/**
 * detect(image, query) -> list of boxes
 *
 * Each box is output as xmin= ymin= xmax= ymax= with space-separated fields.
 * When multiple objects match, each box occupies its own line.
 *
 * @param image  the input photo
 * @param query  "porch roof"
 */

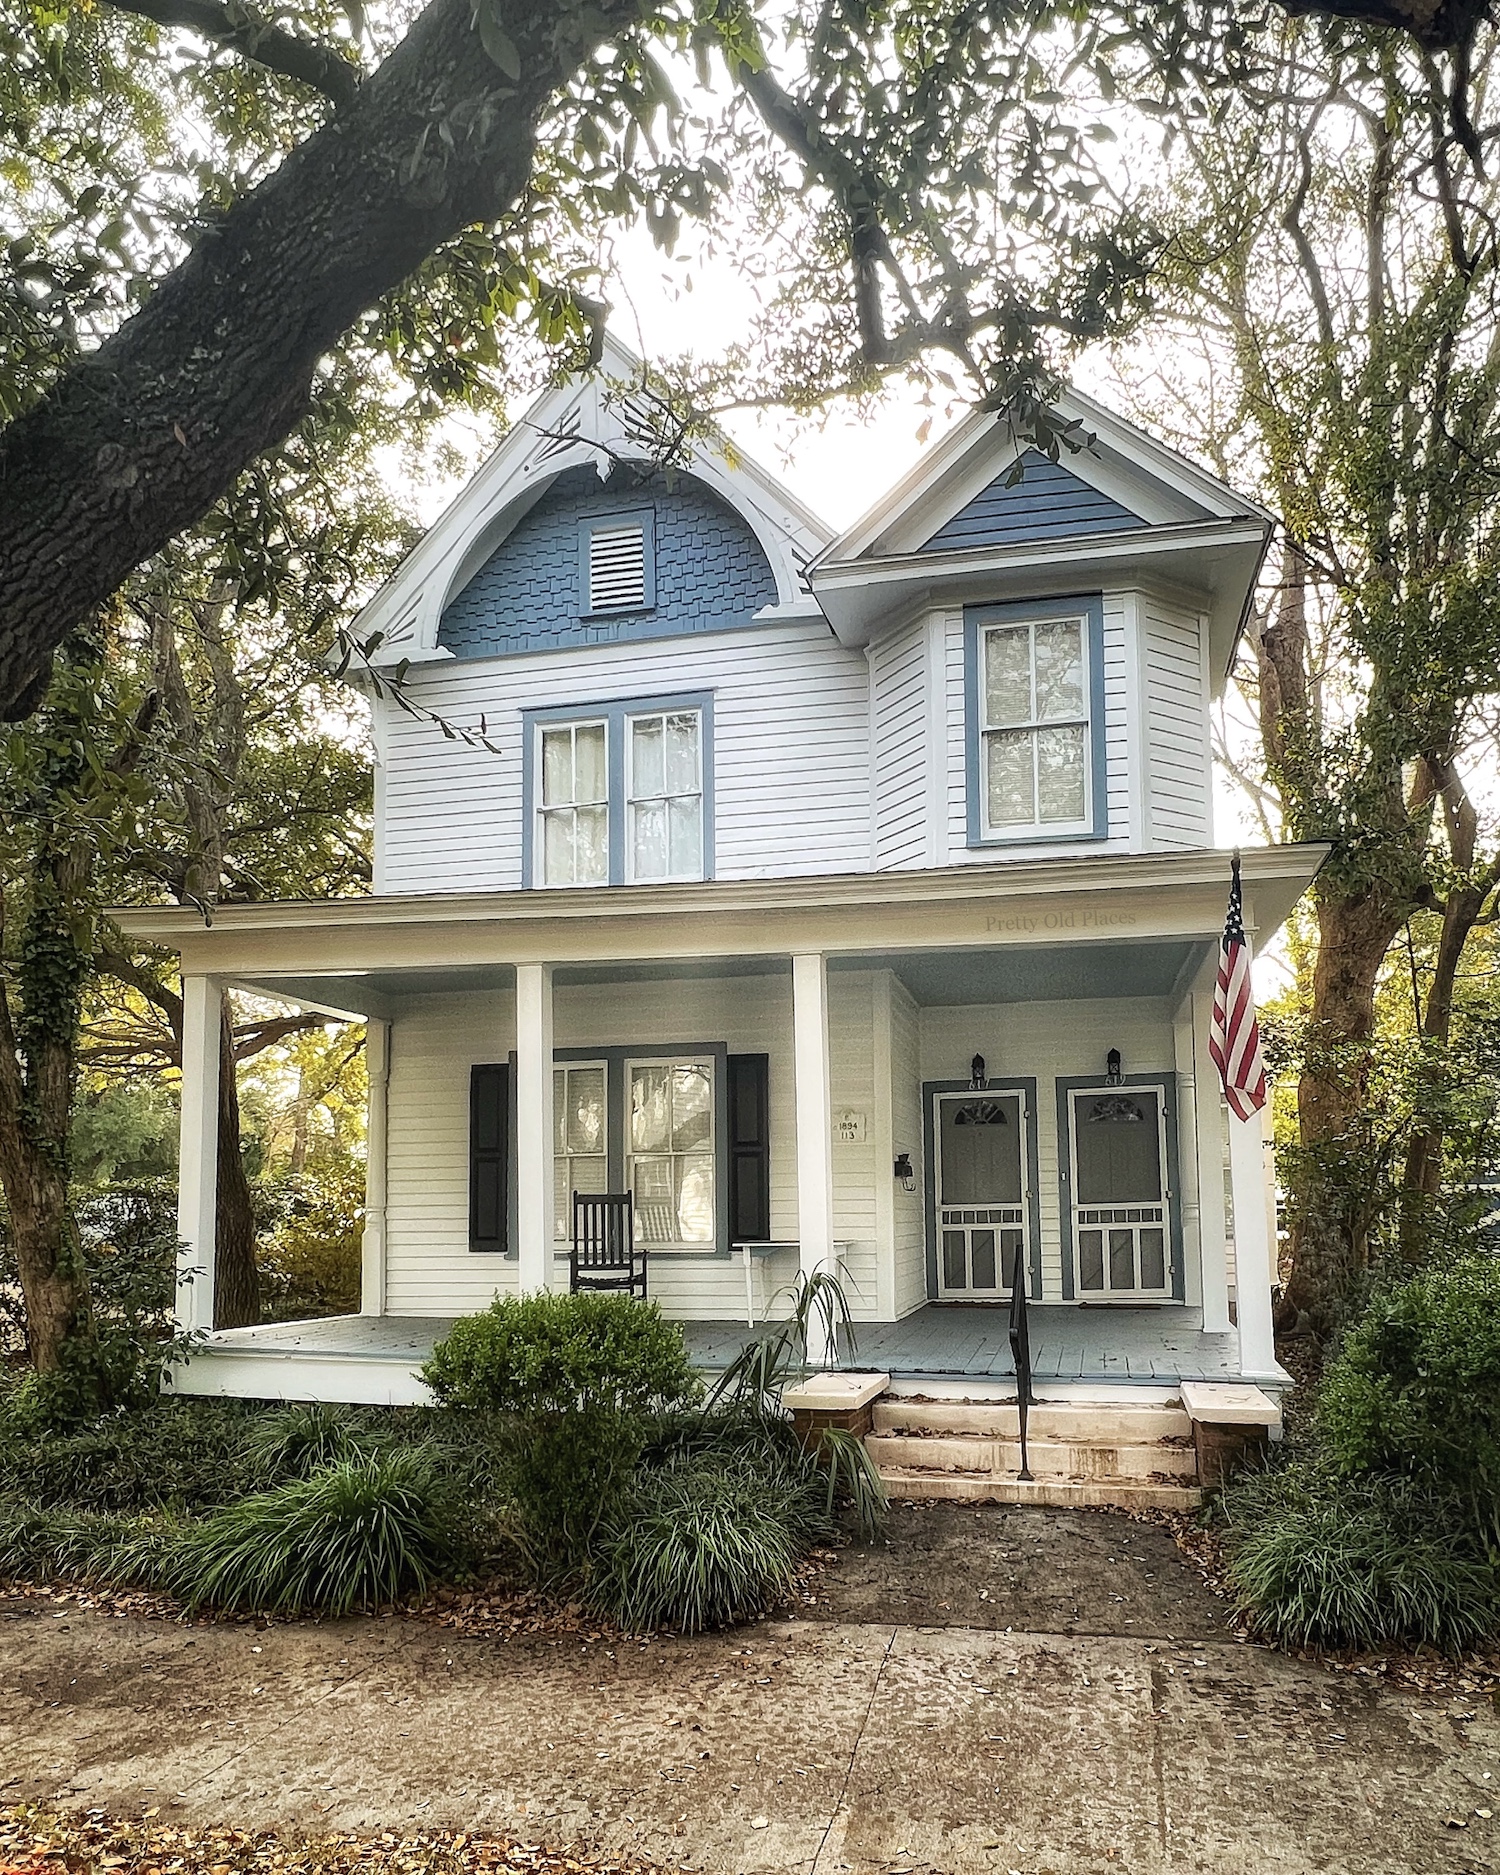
xmin=114 ymin=845 xmax=1324 ymax=1020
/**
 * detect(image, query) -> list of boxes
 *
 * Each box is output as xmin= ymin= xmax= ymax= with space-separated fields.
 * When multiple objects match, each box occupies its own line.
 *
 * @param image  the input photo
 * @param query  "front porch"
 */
xmin=165 ymin=1301 xmax=1249 ymax=1406
xmin=121 ymin=846 xmax=1322 ymax=1416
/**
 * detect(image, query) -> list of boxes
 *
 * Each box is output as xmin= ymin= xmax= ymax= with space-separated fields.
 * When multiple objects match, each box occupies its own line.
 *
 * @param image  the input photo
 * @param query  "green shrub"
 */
xmin=1317 ymin=1255 xmax=1500 ymax=1540
xmin=1222 ymin=1458 xmax=1500 ymax=1653
xmin=589 ymin=1453 xmax=818 ymax=1633
xmin=255 ymin=1166 xmax=364 ymax=1321
xmin=242 ymin=1402 xmax=385 ymax=1481
xmin=163 ymin=1449 xmax=463 ymax=1615
xmin=422 ymin=1293 xmax=701 ymax=1417
xmin=497 ymin=1407 xmax=646 ymax=1582
xmin=0 ymin=1397 xmax=257 ymax=1513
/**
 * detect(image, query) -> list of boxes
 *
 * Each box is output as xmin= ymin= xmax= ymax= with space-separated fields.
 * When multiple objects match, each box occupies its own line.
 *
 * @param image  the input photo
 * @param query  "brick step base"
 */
xmin=866 ymin=1431 xmax=1197 ymax=1484
xmin=872 ymin=1467 xmax=1203 ymax=1510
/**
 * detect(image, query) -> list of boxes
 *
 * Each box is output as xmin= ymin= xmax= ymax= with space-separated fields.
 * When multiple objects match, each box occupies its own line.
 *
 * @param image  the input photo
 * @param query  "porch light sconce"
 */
xmin=1090 ymin=1047 xmax=1146 ymax=1123
xmin=955 ymin=1053 xmax=1008 ymax=1127
xmin=893 ymin=1151 xmax=916 ymax=1192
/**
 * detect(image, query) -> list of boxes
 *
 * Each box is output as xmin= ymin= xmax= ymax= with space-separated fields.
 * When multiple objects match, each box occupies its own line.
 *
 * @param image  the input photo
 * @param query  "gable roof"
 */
xmin=809 ymin=389 xmax=1272 ymax=690
xmin=348 ymin=333 xmax=831 ymax=667
xmin=918 ymin=448 xmax=1148 ymax=553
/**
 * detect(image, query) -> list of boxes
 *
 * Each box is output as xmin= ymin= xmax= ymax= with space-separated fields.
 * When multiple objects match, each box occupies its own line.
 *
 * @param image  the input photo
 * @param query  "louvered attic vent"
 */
xmin=588 ymin=524 xmax=648 ymax=611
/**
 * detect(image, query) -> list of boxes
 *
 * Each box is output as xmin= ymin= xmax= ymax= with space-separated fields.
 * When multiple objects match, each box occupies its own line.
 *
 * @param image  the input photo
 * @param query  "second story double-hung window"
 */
xmin=539 ymin=719 xmax=609 ymax=886
xmin=526 ymin=694 xmax=714 ymax=889
xmin=966 ymin=596 xmax=1105 ymax=845
xmin=628 ymin=711 xmax=702 ymax=882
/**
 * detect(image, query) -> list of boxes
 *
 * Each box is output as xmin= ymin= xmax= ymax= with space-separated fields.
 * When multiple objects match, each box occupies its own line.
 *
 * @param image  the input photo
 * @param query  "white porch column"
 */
xmin=176 ymin=974 xmax=221 ymax=1333
xmin=1191 ymin=988 xmax=1233 ymax=1334
xmin=515 ymin=962 xmax=555 ymax=1294
xmin=1229 ymin=1106 xmax=1278 ymax=1378
xmin=792 ymin=951 xmax=836 ymax=1367
xmin=361 ymin=1018 xmax=391 ymax=1316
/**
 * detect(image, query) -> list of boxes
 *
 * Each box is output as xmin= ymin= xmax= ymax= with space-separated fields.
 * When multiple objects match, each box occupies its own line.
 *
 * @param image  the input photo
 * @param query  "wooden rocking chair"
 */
xmin=570 ymin=1191 xmax=648 ymax=1300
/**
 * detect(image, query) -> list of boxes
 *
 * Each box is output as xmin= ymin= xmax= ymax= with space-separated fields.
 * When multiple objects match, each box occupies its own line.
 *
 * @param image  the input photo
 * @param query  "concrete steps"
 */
xmin=866 ymin=1394 xmax=1203 ymax=1510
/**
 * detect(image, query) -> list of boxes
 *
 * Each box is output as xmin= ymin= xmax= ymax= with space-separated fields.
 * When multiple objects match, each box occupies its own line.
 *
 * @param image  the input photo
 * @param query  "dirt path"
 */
xmin=1 ymin=1506 xmax=1495 ymax=1874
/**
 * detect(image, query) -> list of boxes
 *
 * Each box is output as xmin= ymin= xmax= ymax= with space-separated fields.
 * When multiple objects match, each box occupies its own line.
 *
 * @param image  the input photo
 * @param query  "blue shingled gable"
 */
xmin=439 ymin=465 xmax=780 ymax=659
xmin=918 ymin=449 xmax=1146 ymax=554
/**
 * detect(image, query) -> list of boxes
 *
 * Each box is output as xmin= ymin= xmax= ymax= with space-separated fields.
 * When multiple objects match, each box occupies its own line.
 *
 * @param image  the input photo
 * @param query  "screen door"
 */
xmin=1067 ymin=1082 xmax=1171 ymax=1297
xmin=933 ymin=1089 xmax=1029 ymax=1297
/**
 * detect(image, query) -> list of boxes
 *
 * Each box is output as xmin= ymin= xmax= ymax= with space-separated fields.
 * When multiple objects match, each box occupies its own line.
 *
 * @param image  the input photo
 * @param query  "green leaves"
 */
xmin=471 ymin=0 xmax=522 ymax=80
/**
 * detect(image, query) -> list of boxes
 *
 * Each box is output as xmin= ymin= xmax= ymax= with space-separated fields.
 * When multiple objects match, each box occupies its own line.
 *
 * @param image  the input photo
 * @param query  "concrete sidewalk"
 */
xmin=0 ymin=1510 xmax=1495 ymax=1874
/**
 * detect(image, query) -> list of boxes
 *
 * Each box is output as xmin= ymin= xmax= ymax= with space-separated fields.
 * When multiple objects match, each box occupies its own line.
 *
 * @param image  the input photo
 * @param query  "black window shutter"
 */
xmin=469 ymin=1064 xmax=510 ymax=1253
xmin=726 ymin=1053 xmax=771 ymax=1243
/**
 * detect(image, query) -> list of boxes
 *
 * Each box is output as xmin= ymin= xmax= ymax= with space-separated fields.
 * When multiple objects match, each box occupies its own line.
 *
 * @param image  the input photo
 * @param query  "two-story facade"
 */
xmin=121 ymin=338 xmax=1323 ymax=1414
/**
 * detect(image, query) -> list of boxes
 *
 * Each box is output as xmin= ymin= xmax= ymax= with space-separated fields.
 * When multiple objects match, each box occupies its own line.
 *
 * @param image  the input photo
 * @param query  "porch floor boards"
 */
xmin=207 ymin=1304 xmax=1243 ymax=1386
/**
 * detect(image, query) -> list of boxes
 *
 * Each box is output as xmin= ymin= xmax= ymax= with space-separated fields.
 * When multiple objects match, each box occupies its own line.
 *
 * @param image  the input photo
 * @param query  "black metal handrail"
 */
xmin=1007 ymin=1258 xmax=1034 ymax=1482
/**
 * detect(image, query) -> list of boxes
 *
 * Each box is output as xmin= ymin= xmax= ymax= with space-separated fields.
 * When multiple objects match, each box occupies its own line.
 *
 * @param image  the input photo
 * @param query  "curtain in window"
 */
xmin=628 ymin=1060 xmax=714 ymax=1244
xmin=540 ymin=722 xmax=609 ymax=885
xmin=629 ymin=711 xmax=702 ymax=880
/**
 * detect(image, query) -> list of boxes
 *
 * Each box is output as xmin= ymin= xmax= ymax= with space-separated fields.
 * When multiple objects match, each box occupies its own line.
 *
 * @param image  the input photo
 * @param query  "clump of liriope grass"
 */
xmin=0 ymin=1497 xmax=168 ymax=1585
xmin=241 ymin=1401 xmax=388 ymax=1482
xmin=588 ymin=1451 xmax=818 ymax=1634
xmin=1220 ymin=1458 xmax=1500 ymax=1654
xmin=585 ymin=1399 xmax=885 ymax=1634
xmin=160 ymin=1448 xmax=466 ymax=1616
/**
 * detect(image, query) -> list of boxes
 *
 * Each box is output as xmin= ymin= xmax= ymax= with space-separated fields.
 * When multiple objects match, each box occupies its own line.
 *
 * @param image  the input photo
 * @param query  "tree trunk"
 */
xmin=0 ymin=0 xmax=642 ymax=717
xmin=1280 ymin=884 xmax=1407 ymax=1333
xmin=1 ymin=1152 xmax=94 ymax=1372
xmin=214 ymin=1004 xmax=260 ymax=1329
xmin=1398 ymin=878 xmax=1489 ymax=1252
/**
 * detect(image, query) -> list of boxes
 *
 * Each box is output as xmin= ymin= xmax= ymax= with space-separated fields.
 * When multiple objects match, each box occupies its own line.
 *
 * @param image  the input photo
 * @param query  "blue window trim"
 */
xmin=554 ymin=1042 xmax=732 ymax=1258
xmin=577 ymin=506 xmax=656 ymax=617
xmin=521 ymin=691 xmax=716 ymax=889
xmin=921 ymin=1077 xmax=1042 ymax=1301
xmin=963 ymin=594 xmax=1108 ymax=848
xmin=1054 ymin=1072 xmax=1185 ymax=1301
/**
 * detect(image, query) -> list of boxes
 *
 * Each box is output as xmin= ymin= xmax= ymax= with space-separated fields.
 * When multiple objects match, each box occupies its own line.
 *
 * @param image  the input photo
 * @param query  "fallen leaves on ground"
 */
xmin=1121 ymin=1505 xmax=1500 ymax=1701
xmin=0 ymin=1807 xmax=689 ymax=1875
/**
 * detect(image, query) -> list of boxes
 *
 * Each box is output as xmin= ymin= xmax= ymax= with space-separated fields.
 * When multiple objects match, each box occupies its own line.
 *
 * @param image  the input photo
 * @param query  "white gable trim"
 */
xmin=349 ymin=335 xmax=832 ymax=666
xmin=818 ymin=389 xmax=1274 ymax=569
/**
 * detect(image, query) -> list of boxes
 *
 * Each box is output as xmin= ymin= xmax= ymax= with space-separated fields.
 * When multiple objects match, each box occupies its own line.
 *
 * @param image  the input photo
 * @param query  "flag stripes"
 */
xmin=1210 ymin=855 xmax=1268 ymax=1121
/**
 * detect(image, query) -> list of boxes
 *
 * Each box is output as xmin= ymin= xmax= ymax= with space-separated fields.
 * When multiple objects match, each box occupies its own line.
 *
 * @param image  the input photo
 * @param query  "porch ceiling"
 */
xmin=833 ymin=939 xmax=1201 ymax=1006
xmin=113 ymin=843 xmax=1326 ymax=1010
xmin=224 ymin=941 xmax=1196 ymax=1019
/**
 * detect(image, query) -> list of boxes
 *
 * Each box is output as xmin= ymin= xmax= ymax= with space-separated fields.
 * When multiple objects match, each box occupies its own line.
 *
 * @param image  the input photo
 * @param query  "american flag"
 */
xmin=1210 ymin=854 xmax=1268 ymax=1121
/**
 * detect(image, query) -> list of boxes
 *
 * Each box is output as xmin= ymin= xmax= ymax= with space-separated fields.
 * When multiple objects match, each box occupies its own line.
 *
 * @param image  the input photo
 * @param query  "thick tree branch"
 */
xmin=1275 ymin=0 xmax=1494 ymax=52
xmin=99 ymin=0 xmax=361 ymax=108
xmin=0 ymin=0 xmax=644 ymax=719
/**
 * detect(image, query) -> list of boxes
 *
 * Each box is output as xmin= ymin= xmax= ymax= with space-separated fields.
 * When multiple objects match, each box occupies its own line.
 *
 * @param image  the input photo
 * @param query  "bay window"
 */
xmin=965 ymin=596 xmax=1105 ymax=845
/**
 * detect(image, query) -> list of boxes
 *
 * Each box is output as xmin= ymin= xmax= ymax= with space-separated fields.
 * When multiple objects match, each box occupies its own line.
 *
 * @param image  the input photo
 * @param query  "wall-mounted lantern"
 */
xmin=893 ymin=1151 xmax=916 ymax=1192
xmin=1089 ymin=1047 xmax=1145 ymax=1123
xmin=955 ymin=1052 xmax=1008 ymax=1126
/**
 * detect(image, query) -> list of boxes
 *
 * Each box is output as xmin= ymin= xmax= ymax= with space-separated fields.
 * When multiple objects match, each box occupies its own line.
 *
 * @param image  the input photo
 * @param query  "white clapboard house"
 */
xmin=121 ymin=339 xmax=1322 ymax=1499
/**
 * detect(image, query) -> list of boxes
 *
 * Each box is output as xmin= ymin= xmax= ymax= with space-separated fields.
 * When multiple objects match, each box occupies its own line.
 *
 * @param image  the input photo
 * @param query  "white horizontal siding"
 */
xmin=377 ymin=623 xmax=872 ymax=894
xmin=381 ymin=971 xmax=887 ymax=1323
xmin=868 ymin=619 xmax=927 ymax=870
xmin=1143 ymin=595 xmax=1212 ymax=848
